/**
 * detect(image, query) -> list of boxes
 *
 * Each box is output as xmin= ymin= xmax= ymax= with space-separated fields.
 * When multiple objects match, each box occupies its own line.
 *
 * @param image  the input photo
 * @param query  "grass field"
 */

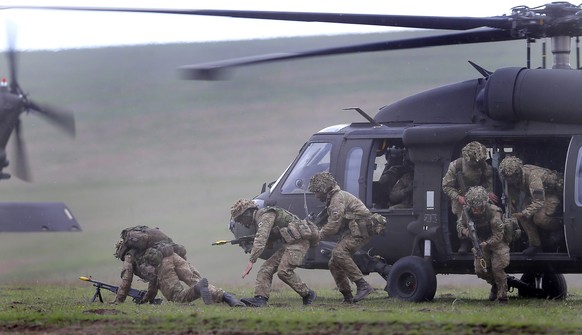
xmin=2 ymin=284 xmax=582 ymax=334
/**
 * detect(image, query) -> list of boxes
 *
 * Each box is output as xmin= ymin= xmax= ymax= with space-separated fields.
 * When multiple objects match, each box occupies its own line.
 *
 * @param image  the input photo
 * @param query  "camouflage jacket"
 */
xmin=507 ymin=164 xmax=552 ymax=218
xmin=115 ymin=249 xmax=157 ymax=303
xmin=442 ymin=158 xmax=493 ymax=201
xmin=320 ymin=185 xmax=371 ymax=237
xmin=248 ymin=207 xmax=299 ymax=263
xmin=460 ymin=203 xmax=506 ymax=247
xmin=389 ymin=172 xmax=413 ymax=207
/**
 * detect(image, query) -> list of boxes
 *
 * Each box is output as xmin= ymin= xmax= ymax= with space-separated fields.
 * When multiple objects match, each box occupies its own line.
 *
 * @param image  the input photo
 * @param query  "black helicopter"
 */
xmin=0 ymin=24 xmax=79 ymax=232
xmin=15 ymin=2 xmax=582 ymax=300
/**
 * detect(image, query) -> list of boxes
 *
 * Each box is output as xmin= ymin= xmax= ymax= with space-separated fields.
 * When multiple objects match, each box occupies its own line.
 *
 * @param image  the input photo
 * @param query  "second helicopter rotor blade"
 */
xmin=12 ymin=119 xmax=31 ymax=182
xmin=26 ymin=101 xmax=76 ymax=137
xmin=180 ymin=29 xmax=521 ymax=80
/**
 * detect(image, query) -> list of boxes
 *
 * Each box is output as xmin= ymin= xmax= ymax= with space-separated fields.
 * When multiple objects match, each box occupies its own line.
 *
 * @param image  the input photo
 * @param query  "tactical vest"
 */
xmin=455 ymin=158 xmax=488 ymax=194
xmin=258 ymin=207 xmax=300 ymax=230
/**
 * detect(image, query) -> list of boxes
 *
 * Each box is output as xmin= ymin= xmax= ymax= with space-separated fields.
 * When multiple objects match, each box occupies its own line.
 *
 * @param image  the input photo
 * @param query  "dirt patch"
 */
xmin=83 ymin=308 xmax=125 ymax=315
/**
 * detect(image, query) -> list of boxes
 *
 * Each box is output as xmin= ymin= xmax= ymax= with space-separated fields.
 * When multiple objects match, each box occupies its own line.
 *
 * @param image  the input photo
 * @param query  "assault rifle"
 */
xmin=463 ymin=207 xmax=488 ymax=272
xmin=212 ymin=235 xmax=255 ymax=246
xmin=79 ymin=276 xmax=162 ymax=304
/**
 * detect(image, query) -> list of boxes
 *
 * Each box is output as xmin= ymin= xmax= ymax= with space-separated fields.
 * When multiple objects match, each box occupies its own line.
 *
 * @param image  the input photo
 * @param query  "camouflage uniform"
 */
xmin=442 ymin=142 xmax=494 ymax=252
xmin=389 ymin=170 xmax=413 ymax=209
xmin=141 ymin=252 xmax=215 ymax=304
xmin=309 ymin=172 xmax=374 ymax=303
xmin=498 ymin=156 xmax=563 ymax=255
xmin=230 ymin=199 xmax=317 ymax=307
xmin=458 ymin=186 xmax=510 ymax=303
xmin=114 ymin=226 xmax=243 ymax=306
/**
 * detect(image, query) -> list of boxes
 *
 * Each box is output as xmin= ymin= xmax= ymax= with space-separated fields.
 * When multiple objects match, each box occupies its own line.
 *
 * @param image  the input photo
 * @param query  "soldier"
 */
xmin=230 ymin=199 xmax=318 ymax=307
xmin=458 ymin=186 xmax=510 ymax=304
xmin=113 ymin=226 xmax=244 ymax=307
xmin=442 ymin=141 xmax=498 ymax=254
xmin=388 ymin=154 xmax=414 ymax=209
xmin=308 ymin=172 xmax=374 ymax=304
xmin=498 ymin=156 xmax=563 ymax=255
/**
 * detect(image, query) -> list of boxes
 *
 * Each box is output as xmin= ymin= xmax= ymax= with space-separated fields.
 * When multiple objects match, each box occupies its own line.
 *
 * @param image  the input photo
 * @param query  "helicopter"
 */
xmin=0 ymin=24 xmax=79 ymax=232
xmin=14 ymin=2 xmax=582 ymax=300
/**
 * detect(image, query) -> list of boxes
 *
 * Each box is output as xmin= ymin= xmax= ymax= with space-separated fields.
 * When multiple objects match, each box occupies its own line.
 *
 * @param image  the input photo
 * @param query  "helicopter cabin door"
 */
xmin=563 ymin=135 xmax=582 ymax=257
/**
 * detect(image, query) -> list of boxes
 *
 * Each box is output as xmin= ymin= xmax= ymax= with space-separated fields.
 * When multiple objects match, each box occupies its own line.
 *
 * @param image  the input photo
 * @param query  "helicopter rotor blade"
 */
xmin=3 ymin=6 xmax=514 ymax=31
xmin=5 ymin=20 xmax=21 ymax=94
xmin=180 ymin=29 xmax=521 ymax=80
xmin=25 ymin=101 xmax=76 ymax=138
xmin=12 ymin=119 xmax=31 ymax=182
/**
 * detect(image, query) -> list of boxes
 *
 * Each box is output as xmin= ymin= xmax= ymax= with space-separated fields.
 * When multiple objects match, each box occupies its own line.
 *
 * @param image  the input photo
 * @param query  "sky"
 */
xmin=0 ymin=0 xmax=558 ymax=51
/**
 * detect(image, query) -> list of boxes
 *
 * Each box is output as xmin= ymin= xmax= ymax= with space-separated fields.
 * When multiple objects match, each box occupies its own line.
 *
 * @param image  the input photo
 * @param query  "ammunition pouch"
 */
xmin=348 ymin=219 xmax=369 ymax=238
xmin=280 ymin=220 xmax=318 ymax=244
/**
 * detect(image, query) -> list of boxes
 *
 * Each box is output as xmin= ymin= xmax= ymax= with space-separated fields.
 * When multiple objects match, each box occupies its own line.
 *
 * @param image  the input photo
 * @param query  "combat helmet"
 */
xmin=465 ymin=186 xmax=489 ymax=208
xmin=308 ymin=172 xmax=337 ymax=193
xmin=461 ymin=141 xmax=487 ymax=164
xmin=499 ymin=156 xmax=523 ymax=179
xmin=230 ymin=199 xmax=258 ymax=221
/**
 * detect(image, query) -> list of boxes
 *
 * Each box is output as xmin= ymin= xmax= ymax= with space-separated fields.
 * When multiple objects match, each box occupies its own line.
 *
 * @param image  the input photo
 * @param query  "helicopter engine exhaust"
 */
xmin=481 ymin=67 xmax=582 ymax=125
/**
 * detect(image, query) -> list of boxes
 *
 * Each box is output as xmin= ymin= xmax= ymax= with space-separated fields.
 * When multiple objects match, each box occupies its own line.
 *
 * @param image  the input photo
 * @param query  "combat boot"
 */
xmin=240 ymin=295 xmax=268 ymax=307
xmin=222 ymin=292 xmax=245 ymax=307
xmin=302 ymin=289 xmax=317 ymax=305
xmin=341 ymin=291 xmax=354 ymax=304
xmin=353 ymin=279 xmax=374 ymax=302
xmin=489 ymin=284 xmax=497 ymax=301
xmin=194 ymin=278 xmax=213 ymax=305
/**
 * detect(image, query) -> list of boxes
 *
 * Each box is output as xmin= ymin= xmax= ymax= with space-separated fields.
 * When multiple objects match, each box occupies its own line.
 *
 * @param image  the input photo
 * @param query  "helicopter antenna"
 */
xmin=527 ymin=38 xmax=533 ymax=69
xmin=344 ymin=107 xmax=381 ymax=127
xmin=467 ymin=61 xmax=492 ymax=78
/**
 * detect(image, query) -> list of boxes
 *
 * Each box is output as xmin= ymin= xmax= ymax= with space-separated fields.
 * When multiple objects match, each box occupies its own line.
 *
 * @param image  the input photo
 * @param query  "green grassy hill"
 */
xmin=0 ymin=30 xmax=542 ymax=287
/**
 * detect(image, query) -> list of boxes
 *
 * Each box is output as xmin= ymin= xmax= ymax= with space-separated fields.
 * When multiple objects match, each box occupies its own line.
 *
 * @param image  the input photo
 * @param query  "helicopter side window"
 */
xmin=345 ymin=147 xmax=363 ymax=196
xmin=280 ymin=142 xmax=331 ymax=194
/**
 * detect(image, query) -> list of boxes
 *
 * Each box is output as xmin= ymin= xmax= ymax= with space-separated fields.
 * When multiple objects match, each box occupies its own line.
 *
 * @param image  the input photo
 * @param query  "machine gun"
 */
xmin=79 ymin=276 xmax=162 ymax=304
xmin=212 ymin=235 xmax=255 ymax=246
xmin=462 ymin=207 xmax=488 ymax=272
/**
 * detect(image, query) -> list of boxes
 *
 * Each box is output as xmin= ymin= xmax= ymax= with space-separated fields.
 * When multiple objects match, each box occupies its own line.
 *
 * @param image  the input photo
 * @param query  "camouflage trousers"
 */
xmin=158 ymin=253 xmax=225 ymax=303
xmin=255 ymin=239 xmax=310 ymax=298
xmin=329 ymin=232 xmax=370 ymax=293
xmin=474 ymin=243 xmax=510 ymax=300
xmin=521 ymin=194 xmax=563 ymax=247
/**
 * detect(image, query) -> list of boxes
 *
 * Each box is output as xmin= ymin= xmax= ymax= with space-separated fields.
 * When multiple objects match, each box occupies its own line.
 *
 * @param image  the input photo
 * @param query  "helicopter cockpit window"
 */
xmin=281 ymin=142 xmax=331 ymax=194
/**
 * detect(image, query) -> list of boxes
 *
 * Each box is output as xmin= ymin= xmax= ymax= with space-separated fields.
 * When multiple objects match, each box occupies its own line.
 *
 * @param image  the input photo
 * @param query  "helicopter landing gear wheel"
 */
xmin=387 ymin=256 xmax=437 ymax=302
xmin=518 ymin=272 xmax=567 ymax=300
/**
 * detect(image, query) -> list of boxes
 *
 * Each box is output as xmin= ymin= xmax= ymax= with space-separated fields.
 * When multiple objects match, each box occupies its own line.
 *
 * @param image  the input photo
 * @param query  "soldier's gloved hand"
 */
xmin=512 ymin=213 xmax=525 ymax=222
xmin=460 ymin=228 xmax=469 ymax=237
xmin=488 ymin=192 xmax=499 ymax=204
xmin=479 ymin=241 xmax=488 ymax=250
xmin=457 ymin=196 xmax=466 ymax=205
